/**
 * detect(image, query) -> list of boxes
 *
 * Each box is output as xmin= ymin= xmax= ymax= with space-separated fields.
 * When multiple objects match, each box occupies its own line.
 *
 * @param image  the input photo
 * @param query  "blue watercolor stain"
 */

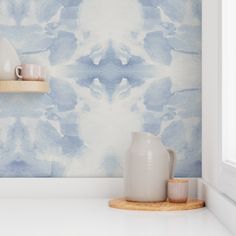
xmin=159 ymin=0 xmax=186 ymax=22
xmin=37 ymin=0 xmax=61 ymax=22
xmin=6 ymin=0 xmax=30 ymax=25
xmin=168 ymin=25 xmax=201 ymax=54
xmin=50 ymin=79 xmax=77 ymax=111
xmin=0 ymin=158 xmax=51 ymax=177
xmin=162 ymin=120 xmax=201 ymax=177
xmin=192 ymin=0 xmax=202 ymax=20
xmin=168 ymin=89 xmax=201 ymax=118
xmin=140 ymin=0 xmax=186 ymax=22
xmin=144 ymin=31 xmax=172 ymax=65
xmin=185 ymin=121 xmax=201 ymax=161
xmin=162 ymin=120 xmax=187 ymax=154
xmin=51 ymin=162 xmax=65 ymax=176
xmin=49 ymin=31 xmax=77 ymax=65
xmin=60 ymin=6 xmax=78 ymax=19
xmin=139 ymin=0 xmax=160 ymax=7
xmin=144 ymin=78 xmax=172 ymax=112
xmin=143 ymin=112 xmax=162 ymax=134
xmin=35 ymin=120 xmax=61 ymax=151
xmin=142 ymin=6 xmax=161 ymax=28
xmin=60 ymin=124 xmax=78 ymax=136
xmin=64 ymin=43 xmax=156 ymax=99
xmin=59 ymin=0 xmax=81 ymax=7
xmin=0 ymin=120 xmax=56 ymax=177
xmin=60 ymin=136 xmax=83 ymax=156
xmin=101 ymin=154 xmax=121 ymax=177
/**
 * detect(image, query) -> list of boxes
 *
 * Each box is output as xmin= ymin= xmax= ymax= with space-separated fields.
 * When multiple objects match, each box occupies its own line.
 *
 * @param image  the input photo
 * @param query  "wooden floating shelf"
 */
xmin=109 ymin=198 xmax=205 ymax=211
xmin=0 ymin=80 xmax=49 ymax=93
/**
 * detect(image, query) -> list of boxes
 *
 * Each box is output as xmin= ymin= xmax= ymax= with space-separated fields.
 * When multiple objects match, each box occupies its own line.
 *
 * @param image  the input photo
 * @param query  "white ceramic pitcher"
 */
xmin=0 ymin=37 xmax=20 ymax=80
xmin=124 ymin=132 xmax=176 ymax=202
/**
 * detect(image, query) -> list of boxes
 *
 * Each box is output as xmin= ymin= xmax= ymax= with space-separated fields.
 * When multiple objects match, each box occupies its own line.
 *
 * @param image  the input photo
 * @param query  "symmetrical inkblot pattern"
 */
xmin=0 ymin=0 xmax=201 ymax=177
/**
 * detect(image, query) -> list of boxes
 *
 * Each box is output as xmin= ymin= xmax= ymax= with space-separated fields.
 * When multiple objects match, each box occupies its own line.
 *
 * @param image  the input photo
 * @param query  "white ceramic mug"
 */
xmin=15 ymin=64 xmax=46 ymax=81
xmin=168 ymin=179 xmax=188 ymax=203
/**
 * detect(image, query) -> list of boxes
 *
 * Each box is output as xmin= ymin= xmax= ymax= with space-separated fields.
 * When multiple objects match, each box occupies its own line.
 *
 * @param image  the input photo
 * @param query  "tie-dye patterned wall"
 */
xmin=0 ymin=0 xmax=201 ymax=177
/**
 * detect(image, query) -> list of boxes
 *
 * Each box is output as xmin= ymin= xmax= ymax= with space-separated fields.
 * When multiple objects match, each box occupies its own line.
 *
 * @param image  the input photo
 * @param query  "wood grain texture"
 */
xmin=109 ymin=198 xmax=205 ymax=211
xmin=0 ymin=80 xmax=49 ymax=93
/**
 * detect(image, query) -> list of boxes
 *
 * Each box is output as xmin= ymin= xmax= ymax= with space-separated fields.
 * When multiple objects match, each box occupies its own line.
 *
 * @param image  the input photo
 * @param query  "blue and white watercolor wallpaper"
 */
xmin=0 ymin=0 xmax=201 ymax=177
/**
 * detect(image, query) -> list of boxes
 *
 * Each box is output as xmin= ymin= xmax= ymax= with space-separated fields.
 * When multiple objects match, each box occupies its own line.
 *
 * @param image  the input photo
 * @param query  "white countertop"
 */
xmin=0 ymin=198 xmax=232 ymax=236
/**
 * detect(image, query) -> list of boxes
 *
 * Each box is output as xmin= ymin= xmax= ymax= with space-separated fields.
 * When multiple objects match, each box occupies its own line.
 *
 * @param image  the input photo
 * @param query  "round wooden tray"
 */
xmin=109 ymin=198 xmax=205 ymax=211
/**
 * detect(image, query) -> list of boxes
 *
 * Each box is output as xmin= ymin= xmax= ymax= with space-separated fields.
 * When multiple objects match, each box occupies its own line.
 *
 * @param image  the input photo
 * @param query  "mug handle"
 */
xmin=15 ymin=65 xmax=23 ymax=79
xmin=167 ymin=149 xmax=176 ymax=179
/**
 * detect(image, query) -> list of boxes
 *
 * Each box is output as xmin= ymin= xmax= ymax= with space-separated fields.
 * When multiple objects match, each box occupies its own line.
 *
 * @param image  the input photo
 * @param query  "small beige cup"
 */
xmin=15 ymin=64 xmax=46 ymax=81
xmin=168 ymin=179 xmax=188 ymax=203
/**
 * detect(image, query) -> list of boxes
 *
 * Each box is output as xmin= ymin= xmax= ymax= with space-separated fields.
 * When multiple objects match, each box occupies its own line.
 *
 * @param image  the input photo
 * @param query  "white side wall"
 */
xmin=202 ymin=0 xmax=220 ymax=188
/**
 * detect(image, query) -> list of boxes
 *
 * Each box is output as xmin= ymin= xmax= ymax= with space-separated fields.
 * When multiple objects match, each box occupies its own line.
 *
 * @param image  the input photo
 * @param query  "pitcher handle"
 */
xmin=167 ymin=149 xmax=176 ymax=179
